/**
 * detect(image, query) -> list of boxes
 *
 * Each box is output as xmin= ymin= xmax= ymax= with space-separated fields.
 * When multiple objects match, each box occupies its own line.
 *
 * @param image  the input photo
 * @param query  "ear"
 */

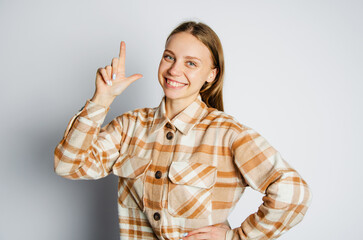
xmin=207 ymin=68 xmax=218 ymax=83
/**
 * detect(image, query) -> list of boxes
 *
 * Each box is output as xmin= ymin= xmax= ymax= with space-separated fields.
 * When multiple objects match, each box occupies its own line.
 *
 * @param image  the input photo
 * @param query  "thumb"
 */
xmin=126 ymin=74 xmax=143 ymax=83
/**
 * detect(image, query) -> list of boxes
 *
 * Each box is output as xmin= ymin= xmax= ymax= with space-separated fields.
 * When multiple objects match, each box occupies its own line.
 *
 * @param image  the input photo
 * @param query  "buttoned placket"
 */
xmin=144 ymin=121 xmax=177 ymax=239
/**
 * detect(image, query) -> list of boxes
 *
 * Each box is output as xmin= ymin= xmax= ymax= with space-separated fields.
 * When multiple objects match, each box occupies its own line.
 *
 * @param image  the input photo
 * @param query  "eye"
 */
xmin=164 ymin=54 xmax=174 ymax=61
xmin=187 ymin=61 xmax=196 ymax=67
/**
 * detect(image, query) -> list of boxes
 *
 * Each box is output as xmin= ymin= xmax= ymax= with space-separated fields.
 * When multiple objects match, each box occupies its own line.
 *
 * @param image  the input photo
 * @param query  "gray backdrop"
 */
xmin=1 ymin=0 xmax=362 ymax=239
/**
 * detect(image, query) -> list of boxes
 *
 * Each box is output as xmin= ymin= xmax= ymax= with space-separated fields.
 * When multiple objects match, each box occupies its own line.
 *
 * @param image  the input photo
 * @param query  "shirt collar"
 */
xmin=150 ymin=94 xmax=209 ymax=135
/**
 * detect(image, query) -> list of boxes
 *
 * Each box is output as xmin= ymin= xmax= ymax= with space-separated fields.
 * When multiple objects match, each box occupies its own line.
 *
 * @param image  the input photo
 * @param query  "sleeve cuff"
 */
xmin=62 ymin=99 xmax=110 ymax=138
xmin=225 ymin=229 xmax=234 ymax=240
xmin=78 ymin=99 xmax=110 ymax=125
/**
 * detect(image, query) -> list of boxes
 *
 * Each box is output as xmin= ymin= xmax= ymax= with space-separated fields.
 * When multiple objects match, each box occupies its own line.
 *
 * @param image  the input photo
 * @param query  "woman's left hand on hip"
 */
xmin=180 ymin=223 xmax=230 ymax=240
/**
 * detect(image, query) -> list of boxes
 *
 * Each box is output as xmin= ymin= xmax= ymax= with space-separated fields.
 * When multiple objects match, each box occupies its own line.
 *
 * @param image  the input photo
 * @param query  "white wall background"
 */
xmin=1 ymin=0 xmax=362 ymax=239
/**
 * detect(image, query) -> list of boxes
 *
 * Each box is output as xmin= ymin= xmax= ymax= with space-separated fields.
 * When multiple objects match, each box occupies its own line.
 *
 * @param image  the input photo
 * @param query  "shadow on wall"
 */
xmin=37 ymin=88 xmax=152 ymax=240
xmin=50 ymin=126 xmax=120 ymax=240
xmin=52 ymin=169 xmax=120 ymax=239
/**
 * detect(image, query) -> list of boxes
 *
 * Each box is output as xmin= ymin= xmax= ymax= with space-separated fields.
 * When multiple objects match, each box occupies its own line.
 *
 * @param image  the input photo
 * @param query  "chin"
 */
xmin=163 ymin=91 xmax=182 ymax=100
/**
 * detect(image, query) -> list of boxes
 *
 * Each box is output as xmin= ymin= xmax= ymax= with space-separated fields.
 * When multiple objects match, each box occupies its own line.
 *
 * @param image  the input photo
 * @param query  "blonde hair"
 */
xmin=166 ymin=21 xmax=225 ymax=111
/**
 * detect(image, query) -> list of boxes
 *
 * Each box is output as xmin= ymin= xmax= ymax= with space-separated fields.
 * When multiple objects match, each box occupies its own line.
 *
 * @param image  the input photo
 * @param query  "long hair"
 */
xmin=166 ymin=21 xmax=225 ymax=111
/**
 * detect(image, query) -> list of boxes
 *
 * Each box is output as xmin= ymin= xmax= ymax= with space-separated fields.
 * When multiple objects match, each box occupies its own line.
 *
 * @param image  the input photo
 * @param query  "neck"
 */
xmin=165 ymin=94 xmax=198 ymax=120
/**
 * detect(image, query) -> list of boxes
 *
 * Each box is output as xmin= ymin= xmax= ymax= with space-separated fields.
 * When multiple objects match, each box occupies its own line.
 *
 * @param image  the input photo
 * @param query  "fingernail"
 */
xmin=112 ymin=74 xmax=116 ymax=80
xmin=107 ymin=80 xmax=112 ymax=86
xmin=181 ymin=233 xmax=188 ymax=237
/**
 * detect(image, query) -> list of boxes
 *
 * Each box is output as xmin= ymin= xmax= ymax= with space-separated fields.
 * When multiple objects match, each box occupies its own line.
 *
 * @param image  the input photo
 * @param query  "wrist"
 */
xmin=90 ymin=93 xmax=115 ymax=108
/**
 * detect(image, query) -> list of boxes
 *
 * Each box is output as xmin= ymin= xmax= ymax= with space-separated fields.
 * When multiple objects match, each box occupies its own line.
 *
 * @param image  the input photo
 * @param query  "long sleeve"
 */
xmin=54 ymin=99 xmax=123 ymax=180
xmin=226 ymin=127 xmax=312 ymax=240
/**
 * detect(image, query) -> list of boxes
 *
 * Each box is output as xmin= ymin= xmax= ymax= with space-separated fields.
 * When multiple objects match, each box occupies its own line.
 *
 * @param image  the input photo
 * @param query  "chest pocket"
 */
xmin=167 ymin=161 xmax=217 ymax=219
xmin=112 ymin=154 xmax=152 ymax=211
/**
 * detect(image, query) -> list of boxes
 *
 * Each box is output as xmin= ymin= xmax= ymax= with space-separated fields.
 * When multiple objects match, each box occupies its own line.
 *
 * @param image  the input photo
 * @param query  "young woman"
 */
xmin=54 ymin=21 xmax=311 ymax=240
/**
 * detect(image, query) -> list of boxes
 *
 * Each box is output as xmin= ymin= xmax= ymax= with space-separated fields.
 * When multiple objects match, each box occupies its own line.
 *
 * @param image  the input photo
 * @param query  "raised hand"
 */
xmin=91 ymin=41 xmax=143 ymax=107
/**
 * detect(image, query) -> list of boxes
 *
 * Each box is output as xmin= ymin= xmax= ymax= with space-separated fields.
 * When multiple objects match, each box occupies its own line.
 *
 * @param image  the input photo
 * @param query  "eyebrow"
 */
xmin=164 ymin=49 xmax=202 ymax=62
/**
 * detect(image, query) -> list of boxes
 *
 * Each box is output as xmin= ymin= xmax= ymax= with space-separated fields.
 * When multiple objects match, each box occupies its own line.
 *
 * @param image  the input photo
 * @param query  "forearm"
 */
xmin=230 ymin=128 xmax=312 ymax=239
xmin=227 ymin=169 xmax=312 ymax=240
xmin=54 ymin=99 xmax=118 ymax=179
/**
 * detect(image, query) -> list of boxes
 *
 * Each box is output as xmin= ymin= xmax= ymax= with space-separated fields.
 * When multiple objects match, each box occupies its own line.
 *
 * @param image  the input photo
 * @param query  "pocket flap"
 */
xmin=112 ymin=154 xmax=152 ymax=179
xmin=168 ymin=161 xmax=217 ymax=189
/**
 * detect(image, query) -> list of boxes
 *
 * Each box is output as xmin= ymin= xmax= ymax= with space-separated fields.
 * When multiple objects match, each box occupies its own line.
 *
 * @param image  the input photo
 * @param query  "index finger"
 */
xmin=118 ymin=41 xmax=126 ymax=74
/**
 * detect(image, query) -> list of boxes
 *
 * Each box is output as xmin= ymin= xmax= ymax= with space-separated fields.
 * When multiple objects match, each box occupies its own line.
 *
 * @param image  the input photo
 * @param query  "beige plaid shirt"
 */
xmin=54 ymin=94 xmax=311 ymax=240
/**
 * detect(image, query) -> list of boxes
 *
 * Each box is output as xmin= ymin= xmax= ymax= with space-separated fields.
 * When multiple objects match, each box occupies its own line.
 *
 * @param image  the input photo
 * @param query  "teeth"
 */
xmin=167 ymin=79 xmax=185 ymax=87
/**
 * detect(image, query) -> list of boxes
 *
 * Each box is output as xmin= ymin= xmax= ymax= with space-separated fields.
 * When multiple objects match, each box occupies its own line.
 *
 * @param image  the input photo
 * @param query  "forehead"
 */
xmin=165 ymin=32 xmax=212 ymax=60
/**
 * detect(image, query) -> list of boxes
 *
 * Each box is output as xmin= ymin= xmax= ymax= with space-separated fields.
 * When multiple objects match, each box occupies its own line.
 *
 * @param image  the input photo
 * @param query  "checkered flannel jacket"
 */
xmin=54 ymin=94 xmax=311 ymax=240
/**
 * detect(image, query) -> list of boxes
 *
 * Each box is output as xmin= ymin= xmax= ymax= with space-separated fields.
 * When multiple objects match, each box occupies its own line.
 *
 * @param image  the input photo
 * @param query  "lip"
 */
xmin=164 ymin=78 xmax=188 ymax=89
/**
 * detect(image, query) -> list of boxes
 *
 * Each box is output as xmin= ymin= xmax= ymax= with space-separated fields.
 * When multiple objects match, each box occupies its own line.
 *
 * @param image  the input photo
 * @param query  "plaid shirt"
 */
xmin=54 ymin=94 xmax=311 ymax=240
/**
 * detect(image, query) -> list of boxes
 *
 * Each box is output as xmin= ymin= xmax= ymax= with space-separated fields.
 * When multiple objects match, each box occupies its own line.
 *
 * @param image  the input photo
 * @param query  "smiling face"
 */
xmin=158 ymin=32 xmax=217 ymax=105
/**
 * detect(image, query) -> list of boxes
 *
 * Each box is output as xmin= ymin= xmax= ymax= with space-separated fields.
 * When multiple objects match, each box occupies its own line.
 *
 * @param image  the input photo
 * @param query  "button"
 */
xmin=155 ymin=171 xmax=162 ymax=179
xmin=166 ymin=132 xmax=174 ymax=140
xmin=153 ymin=212 xmax=161 ymax=221
xmin=165 ymin=122 xmax=172 ymax=129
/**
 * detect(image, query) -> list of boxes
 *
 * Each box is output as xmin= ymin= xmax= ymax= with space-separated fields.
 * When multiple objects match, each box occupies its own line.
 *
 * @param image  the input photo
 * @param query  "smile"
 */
xmin=165 ymin=78 xmax=187 ymax=88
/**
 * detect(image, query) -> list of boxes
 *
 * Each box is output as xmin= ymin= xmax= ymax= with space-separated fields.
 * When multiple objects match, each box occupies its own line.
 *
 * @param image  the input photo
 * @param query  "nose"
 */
xmin=167 ymin=61 xmax=183 ymax=76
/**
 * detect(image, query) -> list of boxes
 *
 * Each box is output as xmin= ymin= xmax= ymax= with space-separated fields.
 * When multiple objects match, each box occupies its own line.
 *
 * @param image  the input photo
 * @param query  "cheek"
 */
xmin=157 ymin=62 xmax=166 ymax=85
xmin=158 ymin=60 xmax=171 ymax=75
xmin=186 ymin=68 xmax=208 ymax=83
xmin=158 ymin=60 xmax=164 ymax=74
